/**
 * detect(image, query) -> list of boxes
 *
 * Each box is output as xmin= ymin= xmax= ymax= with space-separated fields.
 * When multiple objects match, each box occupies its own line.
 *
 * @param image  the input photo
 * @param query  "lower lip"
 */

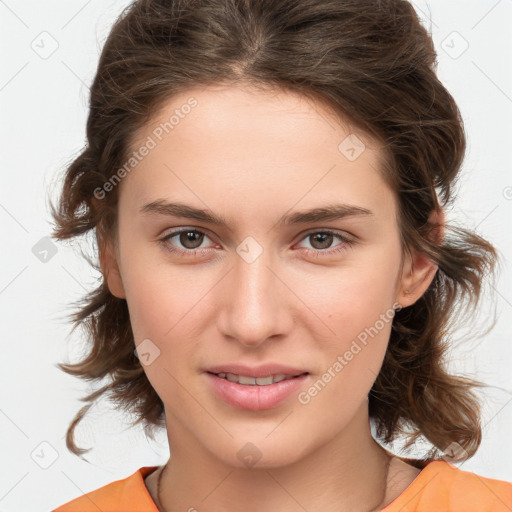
xmin=205 ymin=372 xmax=309 ymax=411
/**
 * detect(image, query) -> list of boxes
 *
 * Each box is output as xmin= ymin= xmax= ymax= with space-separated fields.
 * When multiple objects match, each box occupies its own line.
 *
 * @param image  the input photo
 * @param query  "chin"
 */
xmin=207 ymin=433 xmax=315 ymax=471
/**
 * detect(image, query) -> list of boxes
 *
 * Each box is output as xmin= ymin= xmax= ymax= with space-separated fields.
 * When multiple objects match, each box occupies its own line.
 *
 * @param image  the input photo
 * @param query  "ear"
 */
xmin=396 ymin=208 xmax=445 ymax=308
xmin=97 ymin=231 xmax=126 ymax=299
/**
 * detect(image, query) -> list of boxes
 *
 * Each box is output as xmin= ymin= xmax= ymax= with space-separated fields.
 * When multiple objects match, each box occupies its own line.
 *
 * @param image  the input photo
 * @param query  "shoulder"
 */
xmin=52 ymin=466 xmax=159 ymax=512
xmin=383 ymin=460 xmax=512 ymax=512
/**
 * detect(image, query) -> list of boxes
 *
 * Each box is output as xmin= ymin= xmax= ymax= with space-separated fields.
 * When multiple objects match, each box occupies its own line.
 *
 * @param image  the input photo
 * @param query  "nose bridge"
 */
xmin=220 ymin=239 xmax=288 ymax=346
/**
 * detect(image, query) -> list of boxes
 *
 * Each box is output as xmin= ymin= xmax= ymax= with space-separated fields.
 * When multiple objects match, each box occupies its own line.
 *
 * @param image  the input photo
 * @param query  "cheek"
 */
xmin=298 ymin=246 xmax=400 ymax=398
xmin=119 ymin=242 xmax=211 ymax=386
xmin=118 ymin=233 xmax=202 ymax=341
xmin=306 ymin=250 xmax=400 ymax=342
xmin=123 ymin=275 xmax=172 ymax=343
xmin=300 ymin=304 xmax=394 ymax=425
xmin=123 ymin=263 xmax=202 ymax=403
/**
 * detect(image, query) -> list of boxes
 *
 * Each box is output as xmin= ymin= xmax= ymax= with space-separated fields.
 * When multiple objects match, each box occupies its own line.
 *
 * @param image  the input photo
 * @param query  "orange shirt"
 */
xmin=53 ymin=460 xmax=512 ymax=511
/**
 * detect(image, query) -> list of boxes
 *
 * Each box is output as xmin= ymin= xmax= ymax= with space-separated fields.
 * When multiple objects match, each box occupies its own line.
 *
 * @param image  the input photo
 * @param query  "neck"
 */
xmin=157 ymin=403 xmax=395 ymax=512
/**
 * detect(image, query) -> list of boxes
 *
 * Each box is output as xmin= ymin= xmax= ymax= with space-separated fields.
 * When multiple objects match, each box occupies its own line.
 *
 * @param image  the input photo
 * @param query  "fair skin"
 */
xmin=101 ymin=83 xmax=441 ymax=512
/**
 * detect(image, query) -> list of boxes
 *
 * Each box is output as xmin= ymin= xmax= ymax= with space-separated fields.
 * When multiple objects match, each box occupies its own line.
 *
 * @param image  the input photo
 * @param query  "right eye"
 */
xmin=159 ymin=228 xmax=216 ymax=256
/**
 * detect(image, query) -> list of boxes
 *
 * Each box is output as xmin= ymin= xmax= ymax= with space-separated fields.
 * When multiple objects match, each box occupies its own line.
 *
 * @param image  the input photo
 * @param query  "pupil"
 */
xmin=181 ymin=231 xmax=202 ymax=248
xmin=313 ymin=233 xmax=332 ymax=249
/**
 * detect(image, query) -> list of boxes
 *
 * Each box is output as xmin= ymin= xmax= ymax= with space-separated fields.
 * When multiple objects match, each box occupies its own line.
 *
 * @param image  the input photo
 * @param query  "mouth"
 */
xmin=207 ymin=371 xmax=309 ymax=386
xmin=205 ymin=370 xmax=310 ymax=411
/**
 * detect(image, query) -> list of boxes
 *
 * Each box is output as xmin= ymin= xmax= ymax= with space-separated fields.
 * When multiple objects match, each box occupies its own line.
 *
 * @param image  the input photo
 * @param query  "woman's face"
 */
xmin=105 ymin=83 xmax=420 ymax=468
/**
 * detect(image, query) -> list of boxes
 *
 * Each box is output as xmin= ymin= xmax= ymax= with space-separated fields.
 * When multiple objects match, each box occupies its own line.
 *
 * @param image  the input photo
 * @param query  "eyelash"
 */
xmin=158 ymin=228 xmax=355 ymax=258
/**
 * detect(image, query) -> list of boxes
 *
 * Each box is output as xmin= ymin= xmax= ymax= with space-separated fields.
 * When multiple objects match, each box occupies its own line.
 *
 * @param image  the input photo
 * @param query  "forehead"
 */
xmin=120 ymin=83 xmax=396 ymax=225
xmin=135 ymin=82 xmax=377 ymax=152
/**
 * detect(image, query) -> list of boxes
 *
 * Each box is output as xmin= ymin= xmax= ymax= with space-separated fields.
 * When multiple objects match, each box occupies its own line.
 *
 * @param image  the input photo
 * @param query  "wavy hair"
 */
xmin=51 ymin=0 xmax=498 ymax=458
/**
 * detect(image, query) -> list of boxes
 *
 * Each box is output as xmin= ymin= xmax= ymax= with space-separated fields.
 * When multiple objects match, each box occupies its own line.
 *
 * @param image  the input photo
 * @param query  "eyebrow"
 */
xmin=140 ymin=200 xmax=374 ymax=228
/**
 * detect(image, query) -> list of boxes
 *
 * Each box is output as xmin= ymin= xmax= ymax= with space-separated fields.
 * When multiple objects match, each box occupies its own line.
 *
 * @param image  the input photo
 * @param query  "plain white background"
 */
xmin=1 ymin=1 xmax=511 ymax=510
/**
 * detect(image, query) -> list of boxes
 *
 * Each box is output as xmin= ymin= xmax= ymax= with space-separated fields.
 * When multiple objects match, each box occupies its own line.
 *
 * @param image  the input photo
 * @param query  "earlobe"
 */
xmin=98 ymin=237 xmax=126 ymax=299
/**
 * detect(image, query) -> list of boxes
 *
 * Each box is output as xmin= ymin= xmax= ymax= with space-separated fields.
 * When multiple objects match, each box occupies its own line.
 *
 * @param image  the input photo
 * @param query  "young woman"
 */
xmin=51 ymin=0 xmax=512 ymax=510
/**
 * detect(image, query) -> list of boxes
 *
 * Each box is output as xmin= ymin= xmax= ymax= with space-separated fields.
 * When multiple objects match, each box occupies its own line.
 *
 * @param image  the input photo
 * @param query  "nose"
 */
xmin=217 ymin=245 xmax=293 ymax=348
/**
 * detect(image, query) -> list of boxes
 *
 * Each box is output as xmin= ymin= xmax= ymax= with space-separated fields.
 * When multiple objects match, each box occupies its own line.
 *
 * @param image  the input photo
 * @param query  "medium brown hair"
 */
xmin=51 ymin=0 xmax=497 ymax=459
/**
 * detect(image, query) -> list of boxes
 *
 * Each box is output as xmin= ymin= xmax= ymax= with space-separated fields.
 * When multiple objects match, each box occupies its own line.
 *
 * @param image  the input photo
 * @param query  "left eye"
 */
xmin=296 ymin=231 xmax=347 ymax=251
xmin=158 ymin=228 xmax=354 ymax=257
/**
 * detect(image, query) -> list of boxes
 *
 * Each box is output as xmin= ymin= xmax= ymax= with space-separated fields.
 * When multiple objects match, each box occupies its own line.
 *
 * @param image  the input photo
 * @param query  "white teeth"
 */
xmin=216 ymin=372 xmax=298 ymax=385
xmin=255 ymin=376 xmax=273 ymax=385
xmin=238 ymin=375 xmax=257 ymax=385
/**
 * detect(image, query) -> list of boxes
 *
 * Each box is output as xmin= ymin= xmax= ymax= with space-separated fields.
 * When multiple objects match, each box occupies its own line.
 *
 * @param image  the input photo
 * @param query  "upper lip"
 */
xmin=205 ymin=364 xmax=309 ymax=378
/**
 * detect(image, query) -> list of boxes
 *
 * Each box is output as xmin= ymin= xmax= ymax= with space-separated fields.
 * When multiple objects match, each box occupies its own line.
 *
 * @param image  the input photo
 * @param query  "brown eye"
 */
xmin=178 ymin=230 xmax=204 ymax=249
xmin=308 ymin=232 xmax=334 ymax=250
xmin=296 ymin=230 xmax=355 ymax=257
xmin=159 ymin=228 xmax=213 ymax=256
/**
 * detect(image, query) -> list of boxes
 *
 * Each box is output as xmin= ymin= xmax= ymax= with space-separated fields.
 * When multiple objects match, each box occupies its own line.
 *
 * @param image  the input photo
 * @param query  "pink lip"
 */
xmin=205 ymin=363 xmax=308 ymax=378
xmin=205 ymin=372 xmax=309 ymax=411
